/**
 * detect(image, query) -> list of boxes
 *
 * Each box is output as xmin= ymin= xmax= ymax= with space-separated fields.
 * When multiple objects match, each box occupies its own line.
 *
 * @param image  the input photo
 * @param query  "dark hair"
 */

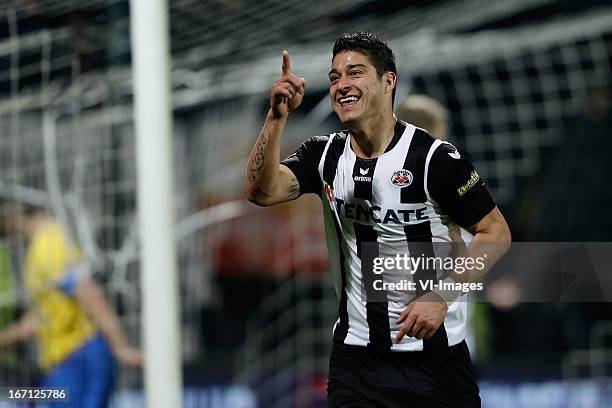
xmin=333 ymin=31 xmax=397 ymax=103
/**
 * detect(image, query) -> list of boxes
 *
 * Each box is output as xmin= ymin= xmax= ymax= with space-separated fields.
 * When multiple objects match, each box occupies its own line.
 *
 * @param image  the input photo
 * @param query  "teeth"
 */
xmin=339 ymin=96 xmax=359 ymax=104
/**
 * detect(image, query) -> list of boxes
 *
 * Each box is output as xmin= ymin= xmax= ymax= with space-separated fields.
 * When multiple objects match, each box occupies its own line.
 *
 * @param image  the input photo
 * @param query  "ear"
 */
xmin=384 ymin=71 xmax=397 ymax=95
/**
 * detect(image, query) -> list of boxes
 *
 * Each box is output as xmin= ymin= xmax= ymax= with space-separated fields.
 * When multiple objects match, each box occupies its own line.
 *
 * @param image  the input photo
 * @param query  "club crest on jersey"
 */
xmin=391 ymin=169 xmax=413 ymax=188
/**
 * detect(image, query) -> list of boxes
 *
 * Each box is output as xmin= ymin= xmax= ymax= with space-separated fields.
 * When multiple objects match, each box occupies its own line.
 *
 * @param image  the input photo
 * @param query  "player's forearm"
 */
xmin=449 ymin=216 xmax=511 ymax=284
xmin=433 ymin=211 xmax=511 ymax=304
xmin=0 ymin=312 xmax=36 ymax=347
xmin=244 ymin=110 xmax=287 ymax=202
xmin=85 ymin=295 xmax=132 ymax=355
xmin=461 ymin=227 xmax=511 ymax=282
xmin=91 ymin=311 xmax=130 ymax=353
xmin=76 ymin=280 xmax=130 ymax=353
xmin=0 ymin=324 xmax=23 ymax=347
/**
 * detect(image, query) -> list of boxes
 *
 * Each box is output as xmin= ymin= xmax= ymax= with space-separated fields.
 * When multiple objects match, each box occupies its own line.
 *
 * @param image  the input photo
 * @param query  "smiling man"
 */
xmin=244 ymin=31 xmax=511 ymax=407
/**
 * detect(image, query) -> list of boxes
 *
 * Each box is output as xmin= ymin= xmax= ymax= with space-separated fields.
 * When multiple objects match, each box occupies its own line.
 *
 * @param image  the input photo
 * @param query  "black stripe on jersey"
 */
xmin=323 ymin=132 xmax=351 ymax=345
xmin=401 ymin=129 xmax=434 ymax=204
xmin=332 ymin=212 xmax=350 ymax=344
xmin=353 ymin=158 xmax=377 ymax=200
xmin=323 ymin=132 xmax=349 ymax=186
xmin=384 ymin=120 xmax=407 ymax=153
xmin=280 ymin=135 xmax=329 ymax=197
xmin=355 ymin=223 xmax=392 ymax=350
xmin=352 ymin=155 xmax=391 ymax=350
xmin=404 ymin=222 xmax=449 ymax=351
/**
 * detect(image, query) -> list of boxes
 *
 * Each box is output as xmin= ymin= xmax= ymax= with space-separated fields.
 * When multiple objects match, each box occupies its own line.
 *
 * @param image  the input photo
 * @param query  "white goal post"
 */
xmin=129 ymin=1 xmax=182 ymax=407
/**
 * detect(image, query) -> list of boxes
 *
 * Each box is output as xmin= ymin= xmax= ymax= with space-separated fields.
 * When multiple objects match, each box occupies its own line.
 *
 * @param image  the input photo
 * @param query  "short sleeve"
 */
xmin=281 ymin=135 xmax=328 ymax=196
xmin=427 ymin=143 xmax=496 ymax=228
xmin=58 ymin=264 xmax=89 ymax=296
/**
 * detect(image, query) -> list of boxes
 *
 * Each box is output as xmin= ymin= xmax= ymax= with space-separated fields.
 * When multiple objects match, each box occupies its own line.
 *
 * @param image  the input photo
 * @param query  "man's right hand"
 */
xmin=270 ymin=51 xmax=306 ymax=119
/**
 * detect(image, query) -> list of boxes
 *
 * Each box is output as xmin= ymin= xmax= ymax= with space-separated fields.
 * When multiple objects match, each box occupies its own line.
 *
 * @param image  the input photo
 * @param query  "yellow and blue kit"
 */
xmin=25 ymin=221 xmax=115 ymax=407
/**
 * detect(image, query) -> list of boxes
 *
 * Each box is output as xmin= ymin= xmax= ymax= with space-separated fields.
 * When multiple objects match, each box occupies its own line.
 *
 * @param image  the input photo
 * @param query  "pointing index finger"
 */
xmin=282 ymin=50 xmax=291 ymax=76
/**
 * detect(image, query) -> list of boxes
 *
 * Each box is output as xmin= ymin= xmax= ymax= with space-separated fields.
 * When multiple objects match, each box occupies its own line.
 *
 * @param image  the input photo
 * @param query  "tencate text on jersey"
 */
xmin=334 ymin=198 xmax=428 ymax=225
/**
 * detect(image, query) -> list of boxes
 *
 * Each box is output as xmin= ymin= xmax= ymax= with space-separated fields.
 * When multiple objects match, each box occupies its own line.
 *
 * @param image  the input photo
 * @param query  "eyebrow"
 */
xmin=328 ymin=63 xmax=367 ymax=76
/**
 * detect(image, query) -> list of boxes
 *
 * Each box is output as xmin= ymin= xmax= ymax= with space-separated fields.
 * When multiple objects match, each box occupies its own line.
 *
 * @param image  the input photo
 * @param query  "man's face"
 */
xmin=329 ymin=51 xmax=392 ymax=126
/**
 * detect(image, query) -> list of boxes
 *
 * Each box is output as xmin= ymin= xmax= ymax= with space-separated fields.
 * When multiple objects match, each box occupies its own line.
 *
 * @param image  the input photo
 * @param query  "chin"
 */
xmin=337 ymin=111 xmax=360 ymax=126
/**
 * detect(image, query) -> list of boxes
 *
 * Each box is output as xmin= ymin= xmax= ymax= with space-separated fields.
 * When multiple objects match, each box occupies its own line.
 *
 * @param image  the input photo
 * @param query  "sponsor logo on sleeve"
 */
xmin=457 ymin=171 xmax=480 ymax=197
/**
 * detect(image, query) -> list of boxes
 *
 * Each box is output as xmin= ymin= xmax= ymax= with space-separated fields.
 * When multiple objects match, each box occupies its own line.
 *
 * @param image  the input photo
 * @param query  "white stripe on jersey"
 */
xmin=424 ymin=138 xmax=444 ymax=202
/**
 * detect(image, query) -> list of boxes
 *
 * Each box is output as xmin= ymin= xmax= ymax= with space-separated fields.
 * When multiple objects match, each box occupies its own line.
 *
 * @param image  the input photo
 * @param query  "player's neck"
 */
xmin=349 ymin=112 xmax=396 ymax=159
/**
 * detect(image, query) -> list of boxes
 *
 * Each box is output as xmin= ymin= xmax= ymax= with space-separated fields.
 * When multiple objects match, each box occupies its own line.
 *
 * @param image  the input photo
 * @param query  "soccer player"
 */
xmin=244 ymin=31 xmax=511 ymax=407
xmin=0 ymin=205 xmax=142 ymax=408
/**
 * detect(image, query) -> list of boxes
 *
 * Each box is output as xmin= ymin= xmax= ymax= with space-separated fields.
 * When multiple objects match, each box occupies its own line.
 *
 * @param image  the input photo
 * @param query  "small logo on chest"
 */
xmin=391 ymin=169 xmax=413 ymax=188
xmin=354 ymin=167 xmax=372 ymax=183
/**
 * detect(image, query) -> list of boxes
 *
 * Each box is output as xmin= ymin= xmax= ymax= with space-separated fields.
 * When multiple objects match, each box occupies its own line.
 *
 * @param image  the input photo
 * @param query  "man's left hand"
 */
xmin=395 ymin=292 xmax=448 ymax=343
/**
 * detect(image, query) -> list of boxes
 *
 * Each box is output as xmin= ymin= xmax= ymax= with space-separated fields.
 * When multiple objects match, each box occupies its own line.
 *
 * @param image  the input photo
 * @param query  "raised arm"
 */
xmin=244 ymin=51 xmax=306 ymax=207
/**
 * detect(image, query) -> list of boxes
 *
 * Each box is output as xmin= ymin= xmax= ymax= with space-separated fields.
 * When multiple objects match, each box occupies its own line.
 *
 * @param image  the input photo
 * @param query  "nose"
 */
xmin=336 ymin=75 xmax=351 ymax=94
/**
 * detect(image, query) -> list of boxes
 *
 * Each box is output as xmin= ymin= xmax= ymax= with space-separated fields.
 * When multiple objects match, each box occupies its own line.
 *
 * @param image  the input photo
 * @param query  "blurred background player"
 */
xmin=396 ymin=94 xmax=449 ymax=140
xmin=0 ymin=204 xmax=142 ymax=408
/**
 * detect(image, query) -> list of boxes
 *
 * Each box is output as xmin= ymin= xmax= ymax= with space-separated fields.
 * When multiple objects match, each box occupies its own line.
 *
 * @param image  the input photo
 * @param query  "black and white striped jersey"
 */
xmin=282 ymin=120 xmax=495 ymax=351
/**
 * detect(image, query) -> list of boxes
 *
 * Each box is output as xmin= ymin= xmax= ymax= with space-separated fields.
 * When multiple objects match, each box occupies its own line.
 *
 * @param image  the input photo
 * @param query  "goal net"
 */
xmin=0 ymin=1 xmax=610 ymax=407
